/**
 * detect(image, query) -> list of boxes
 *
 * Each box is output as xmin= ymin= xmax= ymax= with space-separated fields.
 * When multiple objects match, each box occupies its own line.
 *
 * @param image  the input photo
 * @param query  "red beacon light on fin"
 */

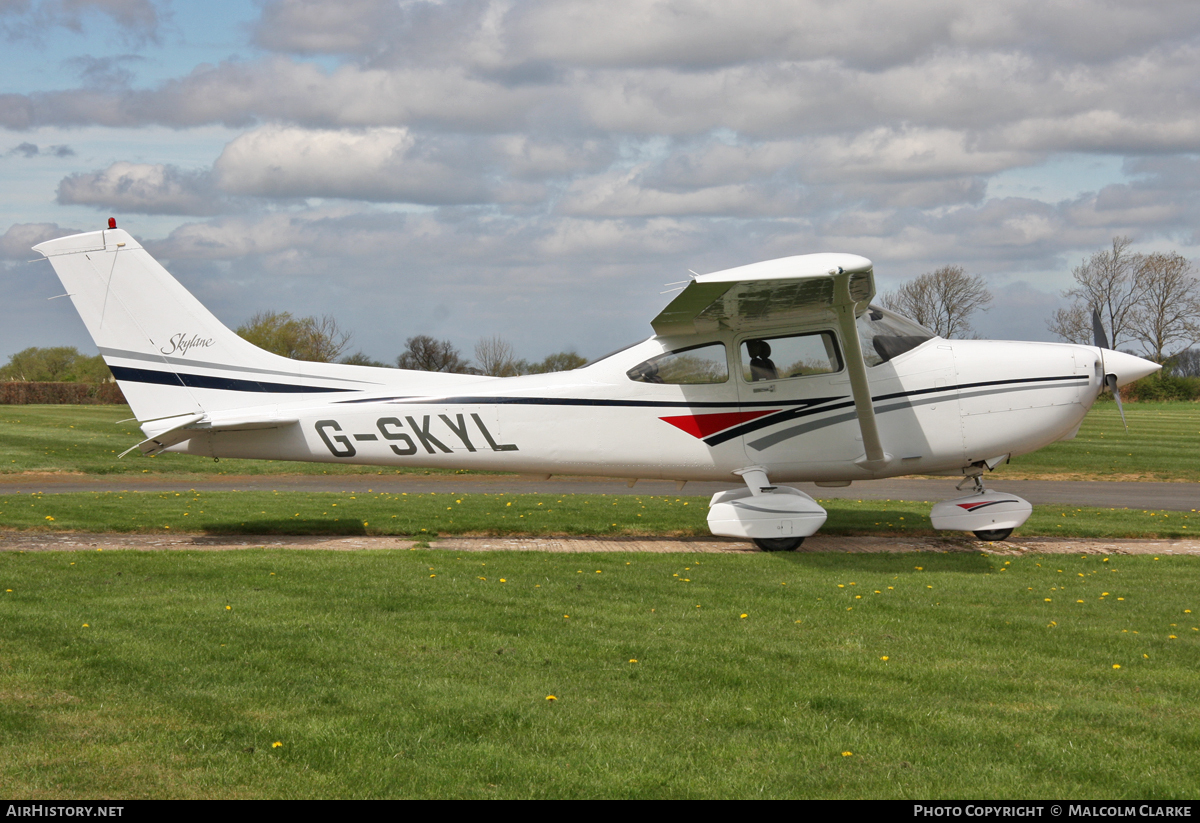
xmin=107 ymin=217 xmax=117 ymax=229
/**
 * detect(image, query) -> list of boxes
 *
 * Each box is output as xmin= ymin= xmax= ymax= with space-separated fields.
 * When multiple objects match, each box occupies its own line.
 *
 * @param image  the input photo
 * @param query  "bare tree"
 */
xmin=879 ymin=265 xmax=992 ymax=338
xmin=1049 ymin=237 xmax=1144 ymax=349
xmin=1046 ymin=304 xmax=1093 ymax=346
xmin=339 ymin=351 xmax=386 ymax=367
xmin=474 ymin=336 xmax=521 ymax=376
xmin=1170 ymin=348 xmax=1200 ymax=377
xmin=237 ymin=311 xmax=352 ymax=363
xmin=1127 ymin=252 xmax=1200 ymax=365
xmin=397 ymin=335 xmax=471 ymax=373
xmin=526 ymin=351 xmax=588 ymax=373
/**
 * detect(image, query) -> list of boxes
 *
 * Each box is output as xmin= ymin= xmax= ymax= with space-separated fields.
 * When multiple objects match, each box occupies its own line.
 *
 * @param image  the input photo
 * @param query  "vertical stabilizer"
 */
xmin=33 ymin=228 xmax=393 ymax=421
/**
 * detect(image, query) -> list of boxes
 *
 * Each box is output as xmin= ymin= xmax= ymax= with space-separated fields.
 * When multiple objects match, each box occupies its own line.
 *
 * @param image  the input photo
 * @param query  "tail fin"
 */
xmin=34 ymin=228 xmax=396 ymax=421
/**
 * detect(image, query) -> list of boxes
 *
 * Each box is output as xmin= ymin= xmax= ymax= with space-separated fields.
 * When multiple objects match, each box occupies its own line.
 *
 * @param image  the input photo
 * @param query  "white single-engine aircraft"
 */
xmin=33 ymin=222 xmax=1160 ymax=550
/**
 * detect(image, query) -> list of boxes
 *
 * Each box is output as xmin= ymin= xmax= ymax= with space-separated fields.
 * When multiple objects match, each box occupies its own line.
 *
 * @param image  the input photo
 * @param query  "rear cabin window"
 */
xmin=627 ymin=342 xmax=728 ymax=384
xmin=741 ymin=332 xmax=842 ymax=382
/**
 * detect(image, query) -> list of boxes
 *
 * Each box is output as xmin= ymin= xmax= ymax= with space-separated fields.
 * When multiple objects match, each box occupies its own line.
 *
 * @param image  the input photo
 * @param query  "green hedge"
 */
xmin=0 ymin=382 xmax=127 ymax=404
xmin=1123 ymin=375 xmax=1200 ymax=402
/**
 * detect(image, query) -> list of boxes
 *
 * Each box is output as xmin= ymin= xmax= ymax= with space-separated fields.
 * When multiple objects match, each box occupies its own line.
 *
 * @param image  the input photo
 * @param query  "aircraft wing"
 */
xmin=652 ymin=252 xmax=890 ymax=470
xmin=122 ymin=413 xmax=300 ymax=457
xmin=651 ymin=253 xmax=875 ymax=337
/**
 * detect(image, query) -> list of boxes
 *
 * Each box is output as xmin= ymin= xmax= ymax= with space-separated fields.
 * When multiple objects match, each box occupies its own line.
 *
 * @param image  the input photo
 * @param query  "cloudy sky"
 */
xmin=3 ymin=0 xmax=1199 ymax=364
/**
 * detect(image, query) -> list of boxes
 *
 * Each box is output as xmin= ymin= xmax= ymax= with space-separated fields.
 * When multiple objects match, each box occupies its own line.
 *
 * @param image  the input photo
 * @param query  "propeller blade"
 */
xmin=1091 ymin=309 xmax=1110 ymax=350
xmin=1106 ymin=373 xmax=1128 ymax=431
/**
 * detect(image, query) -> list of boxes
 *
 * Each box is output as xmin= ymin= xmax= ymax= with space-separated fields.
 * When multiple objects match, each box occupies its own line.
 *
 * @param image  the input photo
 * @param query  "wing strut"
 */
xmin=832 ymin=271 xmax=892 ymax=471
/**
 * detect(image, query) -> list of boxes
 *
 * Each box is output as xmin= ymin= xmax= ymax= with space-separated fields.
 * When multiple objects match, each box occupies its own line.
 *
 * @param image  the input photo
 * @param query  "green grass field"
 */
xmin=995 ymin=401 xmax=1200 ymax=482
xmin=0 ymin=405 xmax=476 ymax=477
xmin=2 ymin=489 xmax=1196 ymax=539
xmin=1 ymin=549 xmax=1196 ymax=799
xmin=2 ymin=402 xmax=1198 ymax=481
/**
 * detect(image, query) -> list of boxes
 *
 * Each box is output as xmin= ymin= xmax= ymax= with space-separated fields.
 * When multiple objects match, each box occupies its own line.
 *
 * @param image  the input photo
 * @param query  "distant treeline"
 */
xmin=0 ymin=382 xmax=126 ymax=404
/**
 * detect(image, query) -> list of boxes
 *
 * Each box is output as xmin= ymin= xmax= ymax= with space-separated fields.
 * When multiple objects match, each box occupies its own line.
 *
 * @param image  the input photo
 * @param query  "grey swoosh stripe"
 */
xmin=99 ymin=346 xmax=381 ymax=386
xmin=749 ymin=380 xmax=1088 ymax=451
xmin=730 ymin=501 xmax=821 ymax=515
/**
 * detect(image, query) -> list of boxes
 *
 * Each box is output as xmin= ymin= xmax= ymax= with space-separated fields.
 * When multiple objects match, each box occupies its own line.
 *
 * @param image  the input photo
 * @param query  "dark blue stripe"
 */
xmin=333 ymin=394 xmax=825 ymax=410
xmin=110 ymin=365 xmax=352 ymax=394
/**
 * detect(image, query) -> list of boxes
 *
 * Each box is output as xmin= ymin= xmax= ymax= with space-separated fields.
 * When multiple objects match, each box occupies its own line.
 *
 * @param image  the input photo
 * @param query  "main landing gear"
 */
xmin=706 ymin=467 xmax=827 ymax=552
xmin=752 ymin=536 xmax=806 ymax=552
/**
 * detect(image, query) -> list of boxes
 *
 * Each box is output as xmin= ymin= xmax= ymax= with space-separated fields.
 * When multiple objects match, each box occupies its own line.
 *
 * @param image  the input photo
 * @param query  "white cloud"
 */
xmin=212 ymin=125 xmax=493 ymax=204
xmin=56 ymin=162 xmax=221 ymax=214
xmin=1 ymin=0 xmax=161 ymax=41
xmin=0 ymin=221 xmax=83 ymax=259
xmin=8 ymin=0 xmax=1200 ymax=359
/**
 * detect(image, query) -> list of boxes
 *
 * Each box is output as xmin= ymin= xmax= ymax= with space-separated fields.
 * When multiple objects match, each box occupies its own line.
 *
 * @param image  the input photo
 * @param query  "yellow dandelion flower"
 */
xmin=82 ymin=623 xmax=89 ymax=628
xmin=1113 ymin=664 xmax=1121 ymax=669
xmin=225 ymin=605 xmax=231 ymax=610
xmin=45 ymin=515 xmax=54 ymax=521
xmin=880 ymin=656 xmax=889 ymax=661
xmin=842 ymin=751 xmax=853 ymax=757
xmin=545 ymin=695 xmax=557 ymax=701
xmin=563 ymin=615 xmax=569 ymax=619
xmin=272 ymin=741 xmax=282 ymax=748
xmin=740 ymin=613 xmax=748 ymax=619
xmin=629 ymin=659 xmax=638 ymax=663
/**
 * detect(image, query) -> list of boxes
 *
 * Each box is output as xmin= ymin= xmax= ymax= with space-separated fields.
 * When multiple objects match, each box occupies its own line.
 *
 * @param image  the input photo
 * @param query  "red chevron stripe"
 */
xmin=659 ymin=409 xmax=780 ymax=439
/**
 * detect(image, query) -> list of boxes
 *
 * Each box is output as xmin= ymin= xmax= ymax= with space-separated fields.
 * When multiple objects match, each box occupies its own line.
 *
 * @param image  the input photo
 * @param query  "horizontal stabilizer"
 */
xmin=123 ymin=413 xmax=300 ymax=457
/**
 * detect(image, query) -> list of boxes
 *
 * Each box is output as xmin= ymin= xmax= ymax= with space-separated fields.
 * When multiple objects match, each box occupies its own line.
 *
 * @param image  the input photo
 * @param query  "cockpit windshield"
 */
xmin=856 ymin=306 xmax=936 ymax=366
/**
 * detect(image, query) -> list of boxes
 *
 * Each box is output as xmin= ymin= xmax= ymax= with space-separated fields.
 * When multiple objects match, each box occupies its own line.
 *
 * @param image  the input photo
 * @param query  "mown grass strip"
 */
xmin=996 ymin=401 xmax=1200 ymax=482
xmin=0 ymin=405 xmax=484 ymax=477
xmin=0 ymin=550 xmax=1196 ymax=798
xmin=2 ymin=490 xmax=1196 ymax=538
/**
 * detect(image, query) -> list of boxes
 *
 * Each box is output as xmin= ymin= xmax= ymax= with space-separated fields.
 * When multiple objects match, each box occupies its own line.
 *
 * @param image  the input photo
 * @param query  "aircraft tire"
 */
xmin=973 ymin=528 xmax=1014 ymax=542
xmin=752 ymin=537 xmax=805 ymax=552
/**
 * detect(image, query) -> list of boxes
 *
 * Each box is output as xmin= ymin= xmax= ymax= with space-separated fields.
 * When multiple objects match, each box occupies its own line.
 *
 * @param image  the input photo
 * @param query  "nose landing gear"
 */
xmin=930 ymin=472 xmax=1031 ymax=543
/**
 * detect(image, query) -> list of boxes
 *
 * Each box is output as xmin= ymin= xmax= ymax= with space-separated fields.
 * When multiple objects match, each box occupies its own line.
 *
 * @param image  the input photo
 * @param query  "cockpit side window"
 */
xmin=627 ymin=342 xmax=728 ymax=384
xmin=856 ymin=306 xmax=935 ymax=366
xmin=740 ymin=331 xmax=842 ymax=382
